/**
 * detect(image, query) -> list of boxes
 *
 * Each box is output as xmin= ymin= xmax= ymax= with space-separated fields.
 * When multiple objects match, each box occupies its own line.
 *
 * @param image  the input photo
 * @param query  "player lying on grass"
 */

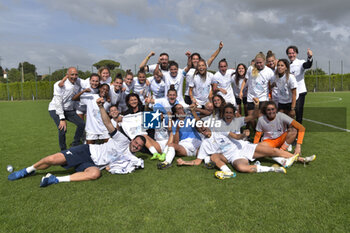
xmin=8 ymin=97 xmax=146 ymax=187
xmin=254 ymin=101 xmax=316 ymax=164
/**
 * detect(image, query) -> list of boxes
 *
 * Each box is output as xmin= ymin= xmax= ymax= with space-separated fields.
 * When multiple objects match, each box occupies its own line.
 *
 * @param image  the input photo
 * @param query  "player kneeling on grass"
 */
xmin=8 ymin=97 xmax=145 ymax=187
xmin=254 ymin=101 xmax=316 ymax=165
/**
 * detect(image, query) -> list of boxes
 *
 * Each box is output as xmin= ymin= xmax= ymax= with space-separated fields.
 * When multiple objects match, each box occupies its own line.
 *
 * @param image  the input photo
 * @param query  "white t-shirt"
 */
xmin=89 ymin=130 xmax=144 ymax=174
xmin=163 ymin=69 xmax=185 ymax=102
xmin=148 ymin=76 xmax=166 ymax=99
xmin=271 ymin=74 xmax=299 ymax=104
xmin=100 ymin=76 xmax=112 ymax=85
xmin=123 ymin=81 xmax=135 ymax=95
xmin=109 ymin=84 xmax=123 ymax=106
xmin=245 ymin=66 xmax=274 ymax=102
xmin=256 ymin=112 xmax=294 ymax=140
xmin=215 ymin=117 xmax=246 ymax=135
xmin=74 ymin=78 xmax=99 ymax=113
xmin=148 ymin=64 xmax=169 ymax=75
xmin=184 ymin=68 xmax=195 ymax=96
xmin=48 ymin=79 xmax=77 ymax=119
xmin=232 ymin=76 xmax=247 ymax=98
xmin=189 ymin=72 xmax=215 ymax=105
xmin=80 ymin=94 xmax=110 ymax=135
xmin=133 ymin=77 xmax=150 ymax=104
xmin=213 ymin=69 xmax=236 ymax=105
xmin=290 ymin=58 xmax=307 ymax=94
xmin=121 ymin=112 xmax=148 ymax=139
xmin=197 ymin=131 xmax=234 ymax=160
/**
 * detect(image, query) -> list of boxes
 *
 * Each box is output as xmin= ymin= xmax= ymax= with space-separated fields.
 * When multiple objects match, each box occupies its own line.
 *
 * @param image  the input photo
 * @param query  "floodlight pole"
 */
xmin=21 ymin=62 xmax=24 ymax=100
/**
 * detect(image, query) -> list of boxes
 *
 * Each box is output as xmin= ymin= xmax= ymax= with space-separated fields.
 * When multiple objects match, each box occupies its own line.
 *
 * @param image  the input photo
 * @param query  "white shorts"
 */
xmin=179 ymin=138 xmax=201 ymax=156
xmin=224 ymin=143 xmax=257 ymax=164
xmin=86 ymin=131 xmax=110 ymax=140
xmin=157 ymin=140 xmax=168 ymax=152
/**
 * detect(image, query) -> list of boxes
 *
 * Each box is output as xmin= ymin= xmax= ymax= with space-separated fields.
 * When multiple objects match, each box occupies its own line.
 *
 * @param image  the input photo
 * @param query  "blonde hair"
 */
xmin=98 ymin=66 xmax=111 ymax=76
xmin=252 ymin=52 xmax=266 ymax=78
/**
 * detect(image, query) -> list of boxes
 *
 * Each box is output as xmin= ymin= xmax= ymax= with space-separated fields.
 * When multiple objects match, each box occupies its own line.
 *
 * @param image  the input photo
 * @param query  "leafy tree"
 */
xmin=24 ymin=73 xmax=35 ymax=82
xmin=18 ymin=61 xmax=36 ymax=75
xmin=0 ymin=66 xmax=3 ymax=76
xmin=45 ymin=68 xmax=92 ymax=82
xmin=8 ymin=68 xmax=21 ymax=82
xmin=305 ymin=68 xmax=326 ymax=75
xmin=110 ymin=68 xmax=125 ymax=80
xmin=93 ymin=60 xmax=120 ymax=70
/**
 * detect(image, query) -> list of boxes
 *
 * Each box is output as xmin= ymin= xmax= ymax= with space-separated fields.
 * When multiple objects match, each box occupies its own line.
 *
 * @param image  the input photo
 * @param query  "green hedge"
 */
xmin=305 ymin=74 xmax=350 ymax=92
xmin=0 ymin=81 xmax=54 ymax=100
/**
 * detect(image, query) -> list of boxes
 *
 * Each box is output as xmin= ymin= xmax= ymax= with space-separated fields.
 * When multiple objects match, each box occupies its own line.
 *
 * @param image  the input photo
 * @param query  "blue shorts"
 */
xmin=61 ymin=144 xmax=97 ymax=172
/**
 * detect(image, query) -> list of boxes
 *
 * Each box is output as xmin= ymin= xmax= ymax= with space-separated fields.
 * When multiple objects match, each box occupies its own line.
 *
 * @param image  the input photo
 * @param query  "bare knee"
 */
xmin=85 ymin=168 xmax=101 ymax=180
xmin=234 ymin=164 xmax=254 ymax=173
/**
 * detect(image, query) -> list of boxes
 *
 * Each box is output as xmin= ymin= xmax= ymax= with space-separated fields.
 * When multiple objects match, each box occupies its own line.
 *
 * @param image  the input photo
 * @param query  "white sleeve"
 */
xmin=148 ymin=64 xmax=157 ymax=74
xmin=289 ymin=75 xmax=298 ymax=89
xmin=197 ymin=142 xmax=209 ymax=160
xmin=280 ymin=112 xmax=294 ymax=125
xmin=256 ymin=117 xmax=263 ymax=131
xmin=52 ymin=84 xmax=65 ymax=119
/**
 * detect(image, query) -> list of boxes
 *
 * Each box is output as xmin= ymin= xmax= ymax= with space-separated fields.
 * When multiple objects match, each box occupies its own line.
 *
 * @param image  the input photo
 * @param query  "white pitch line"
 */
xmin=303 ymin=118 xmax=350 ymax=132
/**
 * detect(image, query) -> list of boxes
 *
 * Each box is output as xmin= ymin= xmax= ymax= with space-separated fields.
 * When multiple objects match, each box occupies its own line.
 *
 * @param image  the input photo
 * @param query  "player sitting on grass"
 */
xmin=254 ymin=101 xmax=316 ymax=165
xmin=177 ymin=99 xmax=297 ymax=176
xmin=8 ymin=97 xmax=145 ymax=187
xmin=157 ymin=103 xmax=202 ymax=169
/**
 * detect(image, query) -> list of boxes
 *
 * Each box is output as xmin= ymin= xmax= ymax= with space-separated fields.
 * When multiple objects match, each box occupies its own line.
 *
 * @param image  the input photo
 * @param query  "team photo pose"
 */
xmin=233 ymin=63 xmax=248 ymax=116
xmin=189 ymin=59 xmax=215 ymax=107
xmin=212 ymin=58 xmax=237 ymax=106
xmin=266 ymin=50 xmax=279 ymax=105
xmin=271 ymin=59 xmax=298 ymax=117
xmin=157 ymin=103 xmax=202 ymax=169
xmin=8 ymin=97 xmax=145 ymax=187
xmin=74 ymin=83 xmax=111 ymax=144
xmin=286 ymin=46 xmax=313 ymax=123
xmin=109 ymin=73 xmax=124 ymax=107
xmin=254 ymin=101 xmax=316 ymax=164
xmin=48 ymin=67 xmax=85 ymax=151
xmin=184 ymin=41 xmax=223 ymax=104
xmin=177 ymin=100 xmax=299 ymax=178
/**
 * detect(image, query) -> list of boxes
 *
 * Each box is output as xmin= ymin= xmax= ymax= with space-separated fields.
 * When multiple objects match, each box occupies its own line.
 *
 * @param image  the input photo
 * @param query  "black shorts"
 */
xmin=278 ymin=103 xmax=292 ymax=111
xmin=184 ymin=95 xmax=192 ymax=105
xmin=61 ymin=144 xmax=97 ymax=172
xmin=247 ymin=101 xmax=267 ymax=111
xmin=236 ymin=97 xmax=247 ymax=105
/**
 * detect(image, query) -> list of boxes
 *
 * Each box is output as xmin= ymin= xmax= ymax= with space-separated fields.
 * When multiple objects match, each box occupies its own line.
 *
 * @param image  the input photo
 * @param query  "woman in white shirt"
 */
xmin=271 ymin=59 xmax=298 ymax=118
xmin=79 ymin=84 xmax=111 ymax=144
xmin=233 ymin=63 xmax=248 ymax=116
xmin=189 ymin=59 xmax=215 ymax=107
xmin=240 ymin=52 xmax=274 ymax=119
xmin=212 ymin=58 xmax=236 ymax=106
xmin=286 ymin=45 xmax=313 ymax=124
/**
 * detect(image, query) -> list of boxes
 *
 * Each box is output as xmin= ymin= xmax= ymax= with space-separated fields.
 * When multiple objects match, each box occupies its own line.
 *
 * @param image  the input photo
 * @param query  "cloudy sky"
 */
xmin=1 ymin=0 xmax=349 ymax=75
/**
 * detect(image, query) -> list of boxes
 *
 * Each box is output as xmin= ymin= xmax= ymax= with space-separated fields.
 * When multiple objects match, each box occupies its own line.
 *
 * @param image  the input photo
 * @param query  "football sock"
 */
xmin=165 ymin=147 xmax=175 ymax=164
xmin=57 ymin=176 xmax=70 ymax=183
xmin=149 ymin=146 xmax=158 ymax=155
xmin=272 ymin=157 xmax=286 ymax=165
xmin=220 ymin=165 xmax=232 ymax=173
xmin=256 ymin=165 xmax=274 ymax=173
xmin=26 ymin=165 xmax=36 ymax=173
xmin=280 ymin=142 xmax=290 ymax=151
xmin=204 ymin=156 xmax=211 ymax=164
xmin=163 ymin=145 xmax=169 ymax=154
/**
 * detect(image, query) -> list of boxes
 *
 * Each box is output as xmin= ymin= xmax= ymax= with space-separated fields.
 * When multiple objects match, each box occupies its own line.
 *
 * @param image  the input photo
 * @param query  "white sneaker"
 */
xmin=283 ymin=154 xmax=299 ymax=168
xmin=215 ymin=171 xmax=236 ymax=180
xmin=273 ymin=165 xmax=287 ymax=174
xmin=304 ymin=155 xmax=316 ymax=163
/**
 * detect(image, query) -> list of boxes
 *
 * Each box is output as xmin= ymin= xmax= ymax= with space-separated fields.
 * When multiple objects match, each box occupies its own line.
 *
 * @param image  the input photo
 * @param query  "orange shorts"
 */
xmin=263 ymin=132 xmax=287 ymax=148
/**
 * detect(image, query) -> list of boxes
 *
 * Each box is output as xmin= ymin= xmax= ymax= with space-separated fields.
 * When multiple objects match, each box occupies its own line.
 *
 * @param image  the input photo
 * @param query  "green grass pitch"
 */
xmin=0 ymin=92 xmax=349 ymax=233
